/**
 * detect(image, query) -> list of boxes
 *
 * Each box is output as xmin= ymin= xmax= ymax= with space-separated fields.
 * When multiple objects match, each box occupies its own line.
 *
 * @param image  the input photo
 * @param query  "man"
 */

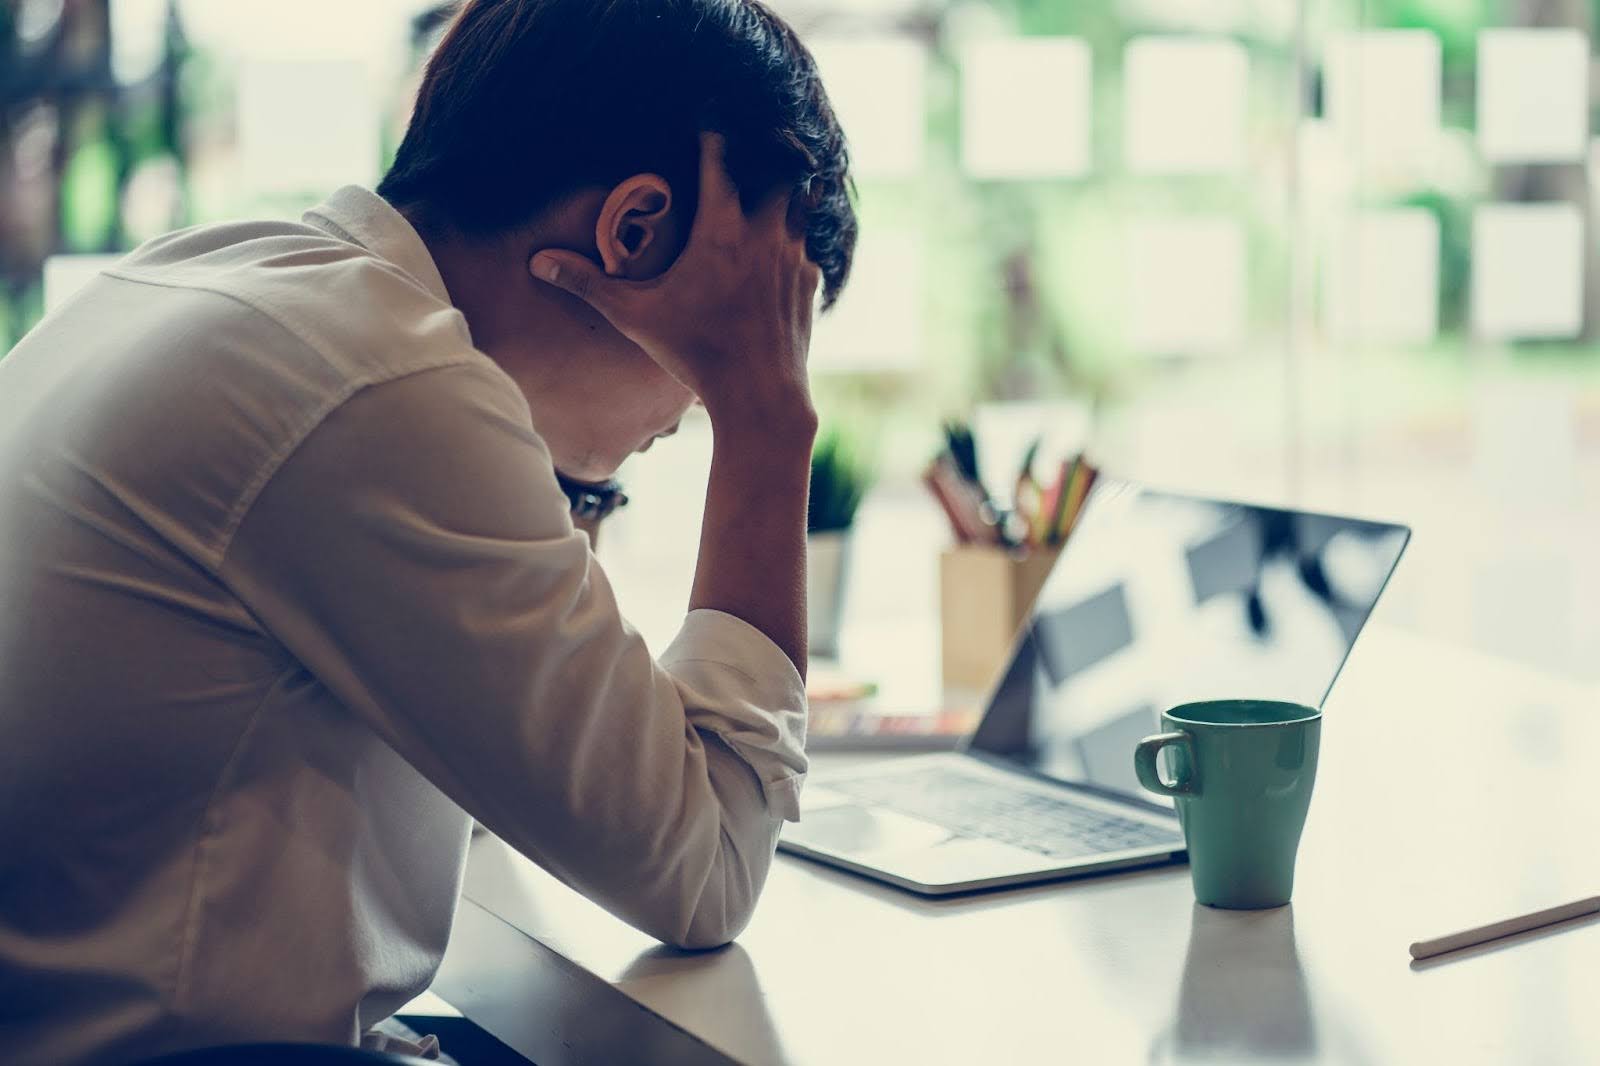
xmin=0 ymin=0 xmax=856 ymax=1061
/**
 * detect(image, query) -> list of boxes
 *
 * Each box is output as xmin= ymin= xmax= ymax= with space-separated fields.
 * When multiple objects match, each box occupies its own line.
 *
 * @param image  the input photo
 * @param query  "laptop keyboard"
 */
xmin=825 ymin=767 xmax=1180 ymax=860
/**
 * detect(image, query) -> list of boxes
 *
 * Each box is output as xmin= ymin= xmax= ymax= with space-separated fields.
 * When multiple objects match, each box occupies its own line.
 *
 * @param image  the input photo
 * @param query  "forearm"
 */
xmin=689 ymin=408 xmax=817 ymax=676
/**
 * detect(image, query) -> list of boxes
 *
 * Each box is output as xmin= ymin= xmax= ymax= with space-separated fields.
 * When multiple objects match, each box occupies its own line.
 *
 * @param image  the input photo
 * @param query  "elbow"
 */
xmin=670 ymin=911 xmax=748 ymax=952
xmin=656 ymin=824 xmax=770 ymax=951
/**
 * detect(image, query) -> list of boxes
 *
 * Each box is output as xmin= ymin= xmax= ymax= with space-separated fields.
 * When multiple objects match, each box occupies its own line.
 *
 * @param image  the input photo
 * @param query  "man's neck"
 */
xmin=406 ymin=212 xmax=520 ymax=355
xmin=401 ymin=210 xmax=616 ymax=479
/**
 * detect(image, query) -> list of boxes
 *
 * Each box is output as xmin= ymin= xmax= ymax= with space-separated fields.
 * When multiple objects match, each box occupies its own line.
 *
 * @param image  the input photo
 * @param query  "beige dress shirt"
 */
xmin=0 ymin=187 xmax=808 ymax=1065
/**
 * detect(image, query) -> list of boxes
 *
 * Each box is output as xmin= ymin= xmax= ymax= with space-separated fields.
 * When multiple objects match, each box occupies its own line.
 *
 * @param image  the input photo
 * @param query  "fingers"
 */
xmin=529 ymin=250 xmax=636 ymax=323
xmin=684 ymin=132 xmax=808 ymax=259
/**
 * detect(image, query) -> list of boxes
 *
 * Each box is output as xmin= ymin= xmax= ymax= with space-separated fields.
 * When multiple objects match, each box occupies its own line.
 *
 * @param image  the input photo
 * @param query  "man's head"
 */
xmin=379 ymin=0 xmax=857 ymax=478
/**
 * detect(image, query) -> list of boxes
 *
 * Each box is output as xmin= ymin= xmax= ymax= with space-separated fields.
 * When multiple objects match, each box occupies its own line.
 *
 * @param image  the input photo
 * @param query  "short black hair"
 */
xmin=379 ymin=0 xmax=857 ymax=307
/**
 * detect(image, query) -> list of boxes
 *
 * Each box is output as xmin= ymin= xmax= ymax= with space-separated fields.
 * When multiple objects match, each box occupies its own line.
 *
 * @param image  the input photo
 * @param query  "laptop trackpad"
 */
xmin=788 ymin=804 xmax=954 ymax=855
xmin=787 ymin=805 xmax=1050 ymax=880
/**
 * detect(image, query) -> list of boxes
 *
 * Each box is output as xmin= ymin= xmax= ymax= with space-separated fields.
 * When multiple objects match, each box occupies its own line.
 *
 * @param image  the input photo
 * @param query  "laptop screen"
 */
xmin=968 ymin=480 xmax=1409 ymax=807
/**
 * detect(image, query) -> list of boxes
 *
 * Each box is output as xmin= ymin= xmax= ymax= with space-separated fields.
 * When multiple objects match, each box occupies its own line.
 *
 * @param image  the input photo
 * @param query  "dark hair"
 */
xmin=379 ymin=0 xmax=857 ymax=307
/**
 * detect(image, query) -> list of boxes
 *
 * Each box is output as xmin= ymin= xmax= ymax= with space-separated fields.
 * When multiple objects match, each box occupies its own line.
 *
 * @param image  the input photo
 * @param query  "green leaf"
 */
xmin=808 ymin=426 xmax=875 ymax=534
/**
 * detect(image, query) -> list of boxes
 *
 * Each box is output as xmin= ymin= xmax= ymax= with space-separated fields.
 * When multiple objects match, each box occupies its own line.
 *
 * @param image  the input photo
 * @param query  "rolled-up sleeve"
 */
xmin=218 ymin=357 xmax=807 ymax=948
xmin=661 ymin=610 xmax=807 ymax=822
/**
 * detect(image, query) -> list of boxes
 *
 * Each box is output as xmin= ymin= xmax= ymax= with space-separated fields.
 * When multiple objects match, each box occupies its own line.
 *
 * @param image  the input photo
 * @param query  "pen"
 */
xmin=1054 ymin=459 xmax=1098 ymax=545
xmin=943 ymin=421 xmax=983 ymax=488
xmin=1044 ymin=457 xmax=1078 ymax=545
xmin=1011 ymin=438 xmax=1042 ymax=546
xmin=1409 ymin=895 xmax=1600 ymax=961
xmin=923 ymin=455 xmax=993 ymax=544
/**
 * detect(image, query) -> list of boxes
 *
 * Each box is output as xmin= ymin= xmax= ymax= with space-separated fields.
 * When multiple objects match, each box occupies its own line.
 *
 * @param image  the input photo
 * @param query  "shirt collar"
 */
xmin=302 ymin=186 xmax=452 ymax=306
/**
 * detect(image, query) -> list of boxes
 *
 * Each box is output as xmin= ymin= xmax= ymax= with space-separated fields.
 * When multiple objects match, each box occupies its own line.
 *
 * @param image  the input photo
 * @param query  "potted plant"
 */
xmin=806 ymin=426 xmax=872 ymax=657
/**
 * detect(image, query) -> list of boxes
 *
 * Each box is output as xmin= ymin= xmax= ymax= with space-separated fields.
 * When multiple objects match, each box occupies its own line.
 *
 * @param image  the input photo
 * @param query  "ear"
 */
xmin=595 ymin=173 xmax=673 ymax=279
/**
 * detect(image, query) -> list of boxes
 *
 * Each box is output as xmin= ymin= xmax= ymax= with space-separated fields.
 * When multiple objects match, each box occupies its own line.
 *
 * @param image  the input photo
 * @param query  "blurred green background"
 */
xmin=5 ymin=0 xmax=1600 ymax=681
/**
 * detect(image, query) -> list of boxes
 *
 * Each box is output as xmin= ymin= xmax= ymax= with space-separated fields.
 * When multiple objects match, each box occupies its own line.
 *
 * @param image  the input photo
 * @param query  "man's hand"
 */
xmin=530 ymin=132 xmax=823 ymax=675
xmin=571 ymin=510 xmax=603 ymax=546
xmin=530 ymin=132 xmax=821 ymax=433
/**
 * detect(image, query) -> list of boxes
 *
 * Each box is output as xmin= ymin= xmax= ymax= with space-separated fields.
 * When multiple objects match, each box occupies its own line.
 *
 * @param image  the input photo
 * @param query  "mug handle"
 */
xmin=1134 ymin=732 xmax=1199 ymax=797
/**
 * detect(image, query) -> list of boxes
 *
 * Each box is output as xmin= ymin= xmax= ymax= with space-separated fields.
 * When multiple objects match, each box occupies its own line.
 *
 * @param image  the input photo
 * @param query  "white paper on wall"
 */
xmin=1124 ymin=36 xmax=1249 ymax=175
xmin=1324 ymin=31 xmax=1441 ymax=173
xmin=961 ymin=38 xmax=1093 ymax=180
xmin=1324 ymin=208 xmax=1439 ymax=344
xmin=1125 ymin=216 xmax=1247 ymax=355
xmin=809 ymin=230 xmax=923 ymax=372
xmin=238 ymin=59 xmax=380 ymax=196
xmin=1477 ymin=28 xmax=1589 ymax=164
xmin=1471 ymin=203 xmax=1584 ymax=340
xmin=808 ymin=37 xmax=927 ymax=179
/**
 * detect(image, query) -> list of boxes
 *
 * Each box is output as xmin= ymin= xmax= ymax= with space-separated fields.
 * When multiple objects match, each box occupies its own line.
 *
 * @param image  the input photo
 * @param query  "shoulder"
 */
xmin=81 ymin=216 xmax=532 ymax=565
xmin=110 ymin=216 xmax=484 ymax=391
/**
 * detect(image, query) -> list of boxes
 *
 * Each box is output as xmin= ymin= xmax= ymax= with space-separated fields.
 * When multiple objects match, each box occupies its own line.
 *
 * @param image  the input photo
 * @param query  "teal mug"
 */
xmin=1134 ymin=700 xmax=1321 ymax=910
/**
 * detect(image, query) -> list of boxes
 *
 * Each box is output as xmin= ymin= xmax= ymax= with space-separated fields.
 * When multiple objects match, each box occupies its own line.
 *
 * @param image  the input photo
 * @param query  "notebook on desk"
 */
xmin=782 ymin=479 xmax=1410 ymax=895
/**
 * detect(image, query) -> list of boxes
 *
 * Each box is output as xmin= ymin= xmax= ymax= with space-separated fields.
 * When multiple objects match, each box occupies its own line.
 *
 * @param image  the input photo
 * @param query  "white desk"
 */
xmin=432 ymin=624 xmax=1600 ymax=1064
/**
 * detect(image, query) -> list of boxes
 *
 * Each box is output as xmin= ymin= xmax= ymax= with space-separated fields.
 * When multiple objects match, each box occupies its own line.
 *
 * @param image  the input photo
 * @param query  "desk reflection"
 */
xmin=1152 ymin=904 xmax=1316 ymax=1063
xmin=619 ymin=943 xmax=786 ymax=1066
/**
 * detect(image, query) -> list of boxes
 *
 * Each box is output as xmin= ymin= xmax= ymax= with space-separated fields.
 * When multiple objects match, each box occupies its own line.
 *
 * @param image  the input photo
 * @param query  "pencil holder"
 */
xmin=938 ymin=545 xmax=1059 ymax=691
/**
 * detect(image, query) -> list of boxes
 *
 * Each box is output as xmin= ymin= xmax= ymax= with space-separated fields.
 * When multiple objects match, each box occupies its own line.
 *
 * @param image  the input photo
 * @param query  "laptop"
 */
xmin=779 ymin=479 xmax=1410 ymax=895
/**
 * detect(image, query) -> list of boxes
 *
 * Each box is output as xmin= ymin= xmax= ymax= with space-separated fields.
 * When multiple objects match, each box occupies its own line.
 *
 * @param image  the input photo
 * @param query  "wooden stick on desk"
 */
xmin=1409 ymin=895 xmax=1600 ymax=960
